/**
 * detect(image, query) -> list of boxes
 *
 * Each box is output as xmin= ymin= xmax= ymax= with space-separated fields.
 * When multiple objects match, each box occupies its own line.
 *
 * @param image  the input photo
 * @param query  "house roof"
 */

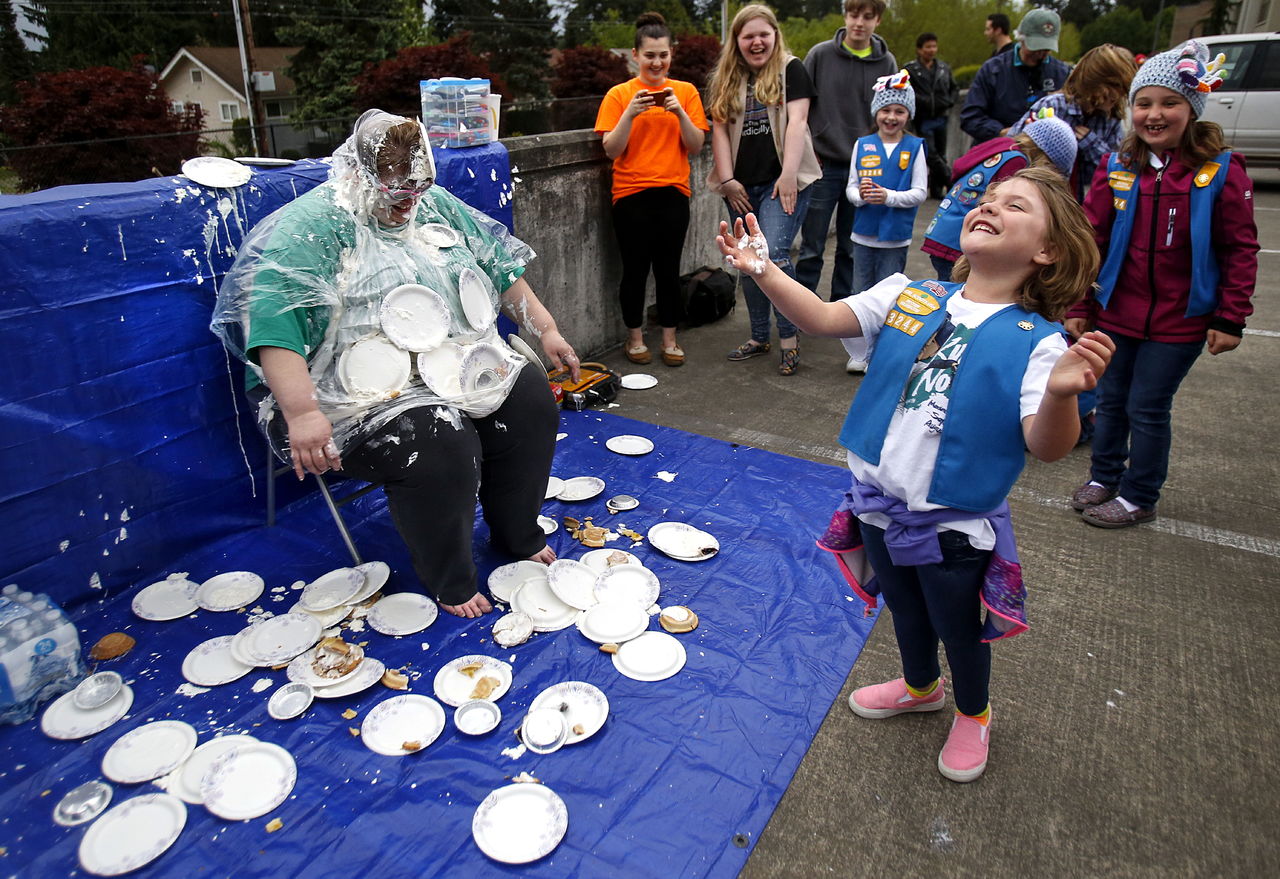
xmin=159 ymin=46 xmax=299 ymax=99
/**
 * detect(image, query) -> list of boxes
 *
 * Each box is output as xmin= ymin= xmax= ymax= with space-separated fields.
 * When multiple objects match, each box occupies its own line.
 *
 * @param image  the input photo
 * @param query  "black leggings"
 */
xmin=338 ymin=367 xmax=559 ymax=605
xmin=611 ymin=186 xmax=690 ymax=329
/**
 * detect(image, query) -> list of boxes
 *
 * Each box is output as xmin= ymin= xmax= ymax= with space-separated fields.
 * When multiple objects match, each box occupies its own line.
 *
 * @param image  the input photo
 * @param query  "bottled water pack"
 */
xmin=0 ymin=585 xmax=86 ymax=725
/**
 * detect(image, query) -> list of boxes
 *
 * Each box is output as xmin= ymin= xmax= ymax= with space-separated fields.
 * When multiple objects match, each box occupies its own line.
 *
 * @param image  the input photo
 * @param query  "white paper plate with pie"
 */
xmin=604 ymin=434 xmax=654 ymax=456
xmin=458 ymin=267 xmax=495 ymax=333
xmin=593 ymin=563 xmax=660 ymax=607
xmin=380 ymin=284 xmax=450 ymax=352
xmin=546 ymin=558 xmax=599 ymax=611
xmin=432 ymin=655 xmax=513 ymax=707
xmin=510 ymin=577 xmax=578 ymax=632
xmin=360 ymin=694 xmax=446 ymax=756
xmin=647 ymin=522 xmax=720 ymax=561
xmin=101 ymin=720 xmax=198 ymax=784
xmin=611 ymin=631 xmax=686 ymax=682
xmin=195 ymin=571 xmax=264 ymax=612
xmin=472 ymin=783 xmax=568 ymax=864
xmin=243 ymin=612 xmax=321 ymax=665
xmin=131 ymin=573 xmax=200 ymax=621
xmin=367 ymin=592 xmax=439 ymax=635
xmin=528 ymin=681 xmax=610 ymax=745
xmin=298 ymin=567 xmax=365 ymax=612
xmin=576 ymin=602 xmax=649 ymax=646
xmin=487 ymin=560 xmax=548 ymax=603
xmin=312 ymin=657 xmax=385 ymax=699
xmin=170 ymin=734 xmax=257 ymax=805
xmin=41 ymin=685 xmax=134 ymax=740
xmin=557 ymin=476 xmax=605 ymax=502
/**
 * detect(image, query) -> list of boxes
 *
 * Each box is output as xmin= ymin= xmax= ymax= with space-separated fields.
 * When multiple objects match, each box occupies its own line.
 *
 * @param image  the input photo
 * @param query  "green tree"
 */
xmin=2 ymin=0 xmax=34 ymax=104
xmin=1198 ymin=0 xmax=1241 ymax=36
xmin=1079 ymin=5 xmax=1171 ymax=55
xmin=488 ymin=0 xmax=557 ymax=99
xmin=280 ymin=0 xmax=403 ymax=126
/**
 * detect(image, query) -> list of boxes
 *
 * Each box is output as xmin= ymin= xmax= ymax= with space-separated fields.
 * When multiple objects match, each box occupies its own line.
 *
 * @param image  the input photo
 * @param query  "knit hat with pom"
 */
xmin=1023 ymin=109 xmax=1078 ymax=177
xmin=1129 ymin=39 xmax=1227 ymax=117
xmin=870 ymin=69 xmax=915 ymax=119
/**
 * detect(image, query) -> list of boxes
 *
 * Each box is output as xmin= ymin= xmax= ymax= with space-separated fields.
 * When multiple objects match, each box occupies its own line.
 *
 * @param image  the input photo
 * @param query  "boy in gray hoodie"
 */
xmin=795 ymin=0 xmax=897 ymax=309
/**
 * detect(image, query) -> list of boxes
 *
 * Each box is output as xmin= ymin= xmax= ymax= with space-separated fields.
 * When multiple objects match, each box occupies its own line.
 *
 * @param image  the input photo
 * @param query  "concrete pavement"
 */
xmin=586 ymin=170 xmax=1280 ymax=877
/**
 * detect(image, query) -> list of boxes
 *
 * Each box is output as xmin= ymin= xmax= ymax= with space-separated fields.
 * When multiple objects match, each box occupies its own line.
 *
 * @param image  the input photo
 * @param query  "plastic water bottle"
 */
xmin=0 ymin=592 xmax=86 ymax=725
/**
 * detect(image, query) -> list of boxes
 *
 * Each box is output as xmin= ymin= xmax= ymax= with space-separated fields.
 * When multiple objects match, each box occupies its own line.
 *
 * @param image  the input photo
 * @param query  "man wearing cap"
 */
xmin=961 ymin=8 xmax=1070 ymax=144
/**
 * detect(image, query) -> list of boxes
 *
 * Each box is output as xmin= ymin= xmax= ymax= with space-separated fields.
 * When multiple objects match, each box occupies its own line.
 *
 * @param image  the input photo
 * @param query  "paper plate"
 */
xmin=349 ymin=560 xmax=391 ymax=604
xmin=233 ymin=156 xmax=294 ymax=166
xmin=507 ymin=333 xmax=542 ymax=368
xmin=171 ymin=735 xmax=257 ymax=805
xmin=417 ymin=345 xmax=464 ymax=396
xmin=298 ymin=567 xmax=364 ymax=612
xmin=361 ymin=694 xmax=447 ymax=756
xmin=312 ymin=658 xmax=385 ymax=699
xmin=41 ymin=685 xmax=134 ymax=740
xmin=245 ymin=612 xmax=321 ymax=665
xmin=380 ymin=284 xmax=450 ymax=353
xmin=459 ymin=342 xmax=510 ymax=395
xmin=285 ymin=645 xmax=366 ymax=689
xmin=433 ymin=655 xmax=513 ymax=707
xmin=576 ymin=602 xmax=649 ymax=645
xmin=604 ymin=434 xmax=655 ymax=456
xmin=579 ymin=548 xmax=642 ymax=573
xmin=131 ymin=574 xmax=199 ymax=621
xmin=593 ymin=563 xmax=660 ymax=607
xmin=647 ymin=522 xmax=720 ymax=562
xmin=538 ymin=515 xmax=559 ymax=535
xmin=78 ymin=793 xmax=186 ymax=876
xmin=544 ymin=476 xmax=565 ymax=500
xmin=101 ymin=720 xmax=198 ymax=784
xmin=421 ymin=223 xmax=461 ymax=248
xmin=458 ymin=268 xmax=494 ymax=333
xmin=201 ymin=741 xmax=296 ymax=821
xmin=181 ymin=156 xmax=251 ymax=188
xmin=195 ymin=571 xmax=264 ymax=612
xmin=230 ymin=625 xmax=275 ymax=667
xmin=529 ymin=681 xmax=610 ymax=744
xmin=487 ymin=560 xmax=548 ymax=603
xmin=338 ymin=335 xmax=410 ymax=399
xmin=472 ymin=783 xmax=569 ymax=864
xmin=612 ymin=631 xmax=686 ymax=681
xmin=367 ymin=592 xmax=439 ymax=636
xmin=620 ymin=373 xmax=658 ymax=390
xmin=557 ymin=476 xmax=605 ymax=502
xmin=510 ymin=578 xmax=578 ymax=633
xmin=546 ymin=559 xmax=599 ymax=611
xmin=182 ymin=635 xmax=252 ymax=687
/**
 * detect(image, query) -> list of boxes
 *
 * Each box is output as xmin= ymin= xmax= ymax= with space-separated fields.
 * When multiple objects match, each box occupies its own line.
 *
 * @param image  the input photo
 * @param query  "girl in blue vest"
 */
xmin=1066 ymin=41 xmax=1259 ymax=528
xmin=843 ymin=70 xmax=926 ymax=373
xmin=717 ymin=167 xmax=1113 ymax=782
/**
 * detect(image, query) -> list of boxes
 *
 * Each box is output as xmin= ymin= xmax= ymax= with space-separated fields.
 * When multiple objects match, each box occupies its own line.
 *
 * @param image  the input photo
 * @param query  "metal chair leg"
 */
xmin=314 ymin=473 xmax=363 ymax=566
xmin=266 ymin=459 xmax=277 ymax=527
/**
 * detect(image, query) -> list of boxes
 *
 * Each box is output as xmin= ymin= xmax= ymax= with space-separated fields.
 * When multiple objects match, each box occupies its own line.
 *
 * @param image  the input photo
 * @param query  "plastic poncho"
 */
xmin=211 ymin=110 xmax=536 ymax=451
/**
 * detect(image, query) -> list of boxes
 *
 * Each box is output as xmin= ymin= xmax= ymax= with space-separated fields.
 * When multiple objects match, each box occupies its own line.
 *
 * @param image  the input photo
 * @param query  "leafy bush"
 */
xmin=0 ymin=59 xmax=202 ymax=189
xmin=670 ymin=33 xmax=720 ymax=89
xmin=953 ymin=63 xmax=982 ymax=89
xmin=353 ymin=35 xmax=509 ymax=117
xmin=551 ymin=46 xmax=628 ymax=99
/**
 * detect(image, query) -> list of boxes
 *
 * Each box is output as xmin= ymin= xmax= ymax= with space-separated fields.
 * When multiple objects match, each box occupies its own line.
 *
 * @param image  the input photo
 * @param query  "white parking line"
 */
xmin=1245 ymin=328 xmax=1280 ymax=337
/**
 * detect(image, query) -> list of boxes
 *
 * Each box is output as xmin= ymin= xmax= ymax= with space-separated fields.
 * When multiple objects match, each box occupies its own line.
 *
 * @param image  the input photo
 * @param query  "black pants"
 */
xmin=611 ymin=186 xmax=690 ymax=329
xmin=860 ymin=524 xmax=992 ymax=716
xmin=335 ymin=367 xmax=558 ymax=605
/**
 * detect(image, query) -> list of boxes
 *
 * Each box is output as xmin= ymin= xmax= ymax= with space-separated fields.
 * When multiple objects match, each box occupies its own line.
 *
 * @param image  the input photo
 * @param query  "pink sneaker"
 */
xmin=848 ymin=677 xmax=946 ymax=719
xmin=937 ymin=711 xmax=991 ymax=783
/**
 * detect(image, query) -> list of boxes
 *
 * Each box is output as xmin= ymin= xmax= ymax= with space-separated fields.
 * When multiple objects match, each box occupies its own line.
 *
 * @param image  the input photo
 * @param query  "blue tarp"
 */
xmin=0 ymin=149 xmax=877 ymax=876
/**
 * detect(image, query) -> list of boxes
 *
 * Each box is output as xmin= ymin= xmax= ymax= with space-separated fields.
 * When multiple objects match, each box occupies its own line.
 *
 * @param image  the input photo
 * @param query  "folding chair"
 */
xmin=264 ymin=459 xmax=380 ymax=567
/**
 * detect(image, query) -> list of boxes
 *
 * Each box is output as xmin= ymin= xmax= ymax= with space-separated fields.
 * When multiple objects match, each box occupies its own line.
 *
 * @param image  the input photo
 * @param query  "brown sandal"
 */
xmin=778 ymin=346 xmax=800 ymax=376
xmin=727 ymin=340 xmax=770 ymax=361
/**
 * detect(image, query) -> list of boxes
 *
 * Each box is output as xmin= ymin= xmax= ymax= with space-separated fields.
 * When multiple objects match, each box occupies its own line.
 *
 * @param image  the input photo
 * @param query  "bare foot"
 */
xmin=440 ymin=593 xmax=493 ymax=618
xmin=528 ymin=546 xmax=556 ymax=565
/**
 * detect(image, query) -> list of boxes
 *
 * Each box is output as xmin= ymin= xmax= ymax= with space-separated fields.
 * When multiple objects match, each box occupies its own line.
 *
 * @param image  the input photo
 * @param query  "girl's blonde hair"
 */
xmin=1062 ymin=44 xmax=1137 ymax=119
xmin=707 ymin=5 xmax=790 ymax=123
xmin=951 ymin=167 xmax=1099 ymax=322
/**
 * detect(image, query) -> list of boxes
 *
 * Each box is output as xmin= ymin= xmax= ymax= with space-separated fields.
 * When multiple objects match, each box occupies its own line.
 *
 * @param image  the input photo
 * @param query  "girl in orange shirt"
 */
xmin=595 ymin=12 xmax=709 ymax=367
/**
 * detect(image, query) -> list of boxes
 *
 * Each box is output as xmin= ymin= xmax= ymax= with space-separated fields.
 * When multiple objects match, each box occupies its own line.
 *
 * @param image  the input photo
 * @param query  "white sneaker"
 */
xmin=846 ymin=356 xmax=867 ymax=374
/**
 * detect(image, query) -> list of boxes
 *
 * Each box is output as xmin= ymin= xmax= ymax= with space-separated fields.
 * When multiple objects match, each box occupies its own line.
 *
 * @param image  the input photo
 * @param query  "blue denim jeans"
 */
xmin=860 ymin=524 xmax=992 ymax=716
xmin=1089 ymin=330 xmax=1204 ymax=508
xmin=795 ymin=164 xmax=855 ymax=302
xmin=929 ymin=254 xmax=954 ymax=282
xmin=727 ymin=181 xmax=812 ymax=343
xmin=851 ymin=243 xmax=908 ymax=297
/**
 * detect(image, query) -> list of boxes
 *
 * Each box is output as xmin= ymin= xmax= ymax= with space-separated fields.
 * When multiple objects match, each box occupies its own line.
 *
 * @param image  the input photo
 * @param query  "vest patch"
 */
xmin=896 ymin=287 xmax=941 ymax=316
xmin=983 ymin=152 xmax=1003 ymax=167
xmin=1113 ymin=196 xmax=1127 ymax=211
xmin=860 ymin=154 xmax=881 ymax=168
xmin=885 ymin=310 xmax=925 ymax=335
xmin=899 ymin=150 xmax=911 ymax=170
xmin=861 ymin=168 xmax=884 ymax=177
xmin=1108 ymin=170 xmax=1136 ymax=192
xmin=1017 ymin=320 xmax=1034 ymax=331
xmin=1194 ymin=162 xmax=1221 ymax=187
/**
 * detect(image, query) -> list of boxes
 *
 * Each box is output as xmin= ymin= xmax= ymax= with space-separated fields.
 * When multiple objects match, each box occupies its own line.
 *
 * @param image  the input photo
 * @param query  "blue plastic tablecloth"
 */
xmin=0 ymin=410 xmax=876 ymax=878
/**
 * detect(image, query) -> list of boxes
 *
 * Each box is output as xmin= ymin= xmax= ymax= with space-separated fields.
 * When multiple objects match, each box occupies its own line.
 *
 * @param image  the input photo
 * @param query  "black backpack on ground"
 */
xmin=647 ymin=266 xmax=737 ymax=328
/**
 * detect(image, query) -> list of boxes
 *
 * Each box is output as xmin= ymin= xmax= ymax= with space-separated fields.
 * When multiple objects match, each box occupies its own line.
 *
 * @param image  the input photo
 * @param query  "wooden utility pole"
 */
xmin=233 ymin=0 xmax=269 ymax=155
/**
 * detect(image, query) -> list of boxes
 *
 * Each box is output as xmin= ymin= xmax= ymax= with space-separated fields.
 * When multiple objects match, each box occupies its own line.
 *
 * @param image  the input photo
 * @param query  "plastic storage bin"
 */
xmin=421 ymin=78 xmax=493 ymax=148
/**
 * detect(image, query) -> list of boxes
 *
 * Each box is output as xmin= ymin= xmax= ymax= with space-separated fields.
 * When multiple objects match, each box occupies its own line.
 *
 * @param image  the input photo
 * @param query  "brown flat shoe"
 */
xmin=661 ymin=346 xmax=685 ymax=367
xmin=778 ymin=346 xmax=800 ymax=376
xmin=625 ymin=344 xmax=651 ymax=365
xmin=1070 ymin=482 xmax=1118 ymax=511
xmin=1080 ymin=499 xmax=1156 ymax=529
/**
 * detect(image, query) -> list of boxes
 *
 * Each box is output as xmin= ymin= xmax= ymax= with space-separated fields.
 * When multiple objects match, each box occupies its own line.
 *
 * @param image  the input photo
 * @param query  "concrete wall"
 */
xmin=505 ymin=129 xmax=725 ymax=360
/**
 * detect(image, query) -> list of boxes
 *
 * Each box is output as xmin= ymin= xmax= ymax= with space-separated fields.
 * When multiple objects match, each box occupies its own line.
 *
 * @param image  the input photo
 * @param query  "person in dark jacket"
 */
xmin=906 ymin=32 xmax=958 ymax=198
xmin=1065 ymin=41 xmax=1259 ymax=528
xmin=961 ymin=8 xmax=1069 ymax=144
xmin=985 ymin=13 xmax=1013 ymax=56
xmin=794 ymin=0 xmax=897 ymax=306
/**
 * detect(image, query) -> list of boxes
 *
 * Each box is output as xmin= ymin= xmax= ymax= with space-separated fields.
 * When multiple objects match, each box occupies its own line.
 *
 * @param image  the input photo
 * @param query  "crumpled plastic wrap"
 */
xmin=211 ymin=110 xmax=537 ymax=451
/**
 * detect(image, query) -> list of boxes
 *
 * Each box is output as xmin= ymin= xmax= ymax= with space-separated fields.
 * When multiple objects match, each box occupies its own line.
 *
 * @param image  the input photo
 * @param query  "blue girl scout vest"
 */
xmin=838 ymin=280 xmax=1061 ymax=512
xmin=1095 ymin=150 xmax=1231 ymax=318
xmin=923 ymin=150 xmax=1026 ymax=252
xmin=852 ymin=133 xmax=925 ymax=242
